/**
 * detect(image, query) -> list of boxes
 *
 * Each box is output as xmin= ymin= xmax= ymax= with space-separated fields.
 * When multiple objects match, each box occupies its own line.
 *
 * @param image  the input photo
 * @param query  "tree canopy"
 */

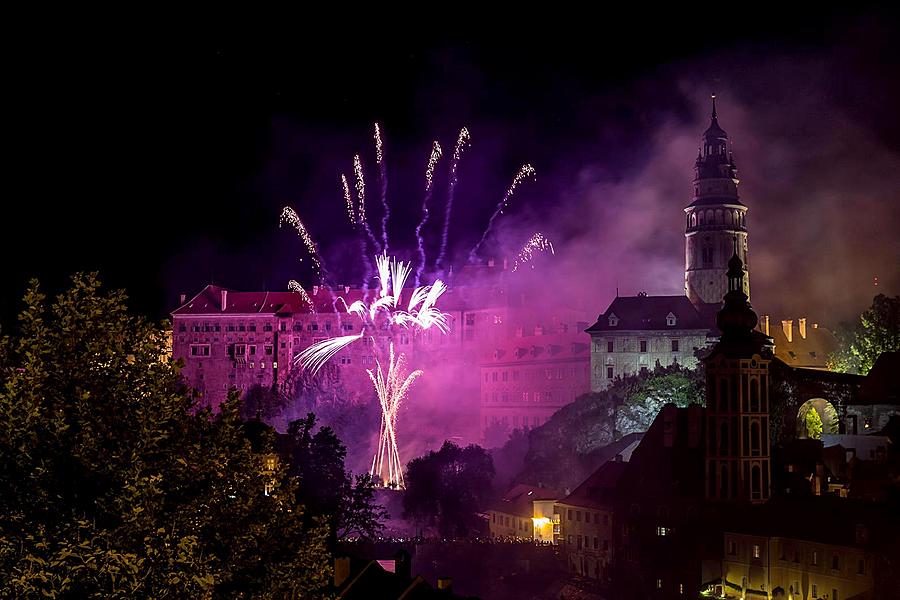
xmin=0 ymin=274 xmax=332 ymax=598
xmin=403 ymin=441 xmax=494 ymax=538
xmin=828 ymin=294 xmax=900 ymax=375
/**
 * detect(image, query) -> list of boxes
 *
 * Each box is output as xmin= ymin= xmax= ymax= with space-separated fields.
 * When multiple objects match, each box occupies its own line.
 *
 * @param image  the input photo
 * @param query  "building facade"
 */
xmin=586 ymin=294 xmax=711 ymax=392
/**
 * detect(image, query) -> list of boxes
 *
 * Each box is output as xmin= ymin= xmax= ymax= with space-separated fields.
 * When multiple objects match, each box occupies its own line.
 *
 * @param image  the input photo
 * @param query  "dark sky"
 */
xmin=4 ymin=8 xmax=899 ymax=328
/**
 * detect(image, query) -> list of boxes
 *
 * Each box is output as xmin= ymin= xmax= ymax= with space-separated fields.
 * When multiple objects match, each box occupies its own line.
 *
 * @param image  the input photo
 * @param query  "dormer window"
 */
xmin=608 ymin=313 xmax=619 ymax=327
xmin=666 ymin=312 xmax=677 ymax=327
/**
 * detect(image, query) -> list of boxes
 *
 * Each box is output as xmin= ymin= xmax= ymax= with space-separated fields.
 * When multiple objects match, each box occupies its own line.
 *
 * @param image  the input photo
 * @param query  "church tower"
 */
xmin=685 ymin=96 xmax=749 ymax=306
xmin=704 ymin=248 xmax=773 ymax=503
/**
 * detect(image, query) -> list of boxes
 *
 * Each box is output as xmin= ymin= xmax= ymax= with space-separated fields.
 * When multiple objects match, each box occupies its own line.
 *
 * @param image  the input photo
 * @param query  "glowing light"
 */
xmin=280 ymin=206 xmax=323 ymax=274
xmin=512 ymin=232 xmax=555 ymax=272
xmin=354 ymin=154 xmax=366 ymax=224
xmin=415 ymin=140 xmax=442 ymax=286
xmin=469 ymin=163 xmax=536 ymax=262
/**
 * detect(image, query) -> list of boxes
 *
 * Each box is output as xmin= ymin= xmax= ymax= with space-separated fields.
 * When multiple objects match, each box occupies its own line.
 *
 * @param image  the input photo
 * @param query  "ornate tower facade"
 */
xmin=685 ymin=97 xmax=749 ymax=306
xmin=704 ymin=250 xmax=773 ymax=503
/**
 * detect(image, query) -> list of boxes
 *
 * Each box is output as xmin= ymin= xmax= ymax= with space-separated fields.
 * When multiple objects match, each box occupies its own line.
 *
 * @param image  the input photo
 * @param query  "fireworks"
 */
xmin=355 ymin=153 xmax=380 ymax=255
xmin=375 ymin=122 xmax=390 ymax=253
xmin=368 ymin=344 xmax=422 ymax=489
xmin=512 ymin=232 xmax=555 ymax=272
xmin=341 ymin=174 xmax=355 ymax=226
xmin=468 ymin=163 xmax=536 ymax=263
xmin=436 ymin=126 xmax=471 ymax=271
xmin=288 ymin=280 xmax=317 ymax=311
xmin=280 ymin=206 xmax=323 ymax=274
xmin=415 ymin=140 xmax=443 ymax=285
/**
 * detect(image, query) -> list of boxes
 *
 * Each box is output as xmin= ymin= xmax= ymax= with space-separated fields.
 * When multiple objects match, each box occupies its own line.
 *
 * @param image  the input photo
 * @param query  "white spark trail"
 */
xmin=468 ymin=163 xmax=536 ymax=263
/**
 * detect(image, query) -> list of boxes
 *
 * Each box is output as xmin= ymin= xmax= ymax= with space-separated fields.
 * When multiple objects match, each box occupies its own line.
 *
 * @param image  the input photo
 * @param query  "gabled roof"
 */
xmin=586 ymin=295 xmax=709 ymax=333
xmin=481 ymin=332 xmax=591 ymax=365
xmin=172 ymin=284 xmax=369 ymax=317
xmin=558 ymin=460 xmax=628 ymax=509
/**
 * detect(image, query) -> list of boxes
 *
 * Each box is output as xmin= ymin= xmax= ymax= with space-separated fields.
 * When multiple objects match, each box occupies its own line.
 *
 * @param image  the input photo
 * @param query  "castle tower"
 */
xmin=685 ymin=96 xmax=749 ymax=306
xmin=704 ymin=248 xmax=773 ymax=503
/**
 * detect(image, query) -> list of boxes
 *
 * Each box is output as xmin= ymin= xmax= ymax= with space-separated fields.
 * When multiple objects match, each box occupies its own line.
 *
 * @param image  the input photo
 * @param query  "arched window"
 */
xmin=715 ymin=209 xmax=723 ymax=224
xmin=750 ymin=421 xmax=761 ymax=456
xmin=698 ymin=212 xmax=705 ymax=226
xmin=719 ymin=421 xmax=729 ymax=455
xmin=706 ymin=209 xmax=714 ymax=225
xmin=720 ymin=464 xmax=729 ymax=498
xmin=750 ymin=380 xmax=760 ymax=413
xmin=725 ymin=210 xmax=733 ymax=226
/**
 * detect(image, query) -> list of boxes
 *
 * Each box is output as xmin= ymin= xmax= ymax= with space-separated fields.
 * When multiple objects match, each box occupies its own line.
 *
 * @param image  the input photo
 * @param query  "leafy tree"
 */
xmin=287 ymin=413 xmax=387 ymax=542
xmin=805 ymin=407 xmax=824 ymax=440
xmin=0 ymin=274 xmax=332 ymax=598
xmin=828 ymin=294 xmax=900 ymax=375
xmin=240 ymin=384 xmax=288 ymax=422
xmin=482 ymin=420 xmax=513 ymax=449
xmin=403 ymin=441 xmax=495 ymax=538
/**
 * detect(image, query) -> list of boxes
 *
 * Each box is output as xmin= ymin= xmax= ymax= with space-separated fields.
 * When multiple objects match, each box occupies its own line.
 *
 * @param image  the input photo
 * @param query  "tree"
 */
xmin=240 ymin=383 xmax=287 ymax=422
xmin=287 ymin=413 xmax=387 ymax=542
xmin=805 ymin=407 xmax=824 ymax=440
xmin=403 ymin=441 xmax=495 ymax=538
xmin=828 ymin=294 xmax=900 ymax=375
xmin=0 ymin=274 xmax=332 ymax=598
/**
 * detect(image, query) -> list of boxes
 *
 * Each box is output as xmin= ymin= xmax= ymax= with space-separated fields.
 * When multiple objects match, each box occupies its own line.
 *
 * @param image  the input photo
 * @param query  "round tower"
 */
xmin=685 ymin=96 xmax=749 ymax=306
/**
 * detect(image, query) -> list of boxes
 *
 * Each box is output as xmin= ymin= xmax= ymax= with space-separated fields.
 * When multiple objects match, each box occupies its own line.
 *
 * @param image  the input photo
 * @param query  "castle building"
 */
xmin=685 ymin=95 xmax=749 ymax=305
xmin=587 ymin=98 xmax=740 ymax=392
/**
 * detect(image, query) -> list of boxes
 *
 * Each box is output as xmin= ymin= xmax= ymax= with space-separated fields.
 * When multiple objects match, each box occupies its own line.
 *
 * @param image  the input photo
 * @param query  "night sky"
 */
xmin=4 ymin=8 xmax=899 ymax=329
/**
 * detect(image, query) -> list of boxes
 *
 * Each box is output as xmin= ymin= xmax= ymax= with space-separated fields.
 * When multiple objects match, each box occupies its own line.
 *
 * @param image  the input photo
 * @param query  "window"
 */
xmin=340 ymin=356 xmax=352 ymax=365
xmin=858 ymin=558 xmax=865 ymax=574
xmin=576 ymin=511 xmax=581 ymax=522
xmin=640 ymin=340 xmax=647 ymax=353
xmin=728 ymin=540 xmax=737 ymax=555
xmin=752 ymin=545 xmax=760 ymax=559
xmin=567 ymin=509 xmax=573 ymax=520
xmin=342 ymin=323 xmax=354 ymax=331
xmin=233 ymin=344 xmax=246 ymax=357
xmin=593 ymin=537 xmax=598 ymax=549
xmin=263 ymin=323 xmax=273 ymax=332
xmin=811 ymin=550 xmax=818 ymax=566
xmin=671 ymin=339 xmax=679 ymax=352
xmin=607 ymin=366 xmax=614 ymax=380
xmin=656 ymin=579 xmax=662 ymax=589
xmin=465 ymin=313 xmax=475 ymax=326
xmin=640 ymin=366 xmax=648 ymax=376
xmin=812 ymin=584 xmax=817 ymax=598
xmin=265 ymin=345 xmax=273 ymax=356
xmin=585 ymin=512 xmax=591 ymax=524
xmin=607 ymin=340 xmax=614 ymax=352
xmin=492 ymin=372 xmax=498 ymax=382
xmin=249 ymin=345 xmax=256 ymax=355
xmin=513 ymin=371 xmax=520 ymax=381
xmin=502 ymin=371 xmax=508 ymax=382
xmin=577 ymin=535 xmax=583 ymax=550
xmin=832 ymin=554 xmax=840 ymax=570
xmin=608 ymin=315 xmax=618 ymax=327
xmin=248 ymin=324 xmax=256 ymax=332
xmin=833 ymin=589 xmax=838 ymax=600
xmin=603 ymin=514 xmax=608 ymax=525
xmin=190 ymin=344 xmax=211 ymax=357
xmin=657 ymin=526 xmax=669 ymax=537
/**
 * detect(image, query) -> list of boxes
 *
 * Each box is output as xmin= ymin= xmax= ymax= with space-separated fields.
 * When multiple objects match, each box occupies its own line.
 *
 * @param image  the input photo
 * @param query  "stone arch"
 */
xmin=692 ymin=213 xmax=697 ymax=227
xmin=797 ymin=398 xmax=839 ymax=440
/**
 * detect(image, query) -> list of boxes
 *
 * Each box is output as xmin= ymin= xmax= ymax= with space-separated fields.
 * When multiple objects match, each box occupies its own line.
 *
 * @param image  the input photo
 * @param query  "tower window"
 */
xmin=671 ymin=340 xmax=679 ymax=352
xmin=607 ymin=366 xmax=614 ymax=380
xmin=640 ymin=340 xmax=647 ymax=353
xmin=607 ymin=340 xmax=614 ymax=353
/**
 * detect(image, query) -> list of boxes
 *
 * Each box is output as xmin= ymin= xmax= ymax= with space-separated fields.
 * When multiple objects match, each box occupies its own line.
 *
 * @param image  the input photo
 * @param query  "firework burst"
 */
xmin=415 ymin=140 xmax=443 ymax=285
xmin=280 ymin=206 xmax=323 ymax=275
xmin=368 ymin=344 xmax=422 ymax=488
xmin=341 ymin=173 xmax=355 ymax=226
xmin=512 ymin=232 xmax=555 ymax=272
xmin=374 ymin=122 xmax=390 ymax=253
xmin=288 ymin=280 xmax=317 ymax=311
xmin=468 ymin=163 xmax=536 ymax=263
xmin=436 ymin=126 xmax=471 ymax=271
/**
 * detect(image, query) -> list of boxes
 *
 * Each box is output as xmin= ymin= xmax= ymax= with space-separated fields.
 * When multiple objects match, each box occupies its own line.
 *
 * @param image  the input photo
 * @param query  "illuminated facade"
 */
xmin=488 ymin=484 xmax=560 ymax=542
xmin=685 ymin=96 xmax=749 ymax=306
xmin=585 ymin=294 xmax=711 ymax=392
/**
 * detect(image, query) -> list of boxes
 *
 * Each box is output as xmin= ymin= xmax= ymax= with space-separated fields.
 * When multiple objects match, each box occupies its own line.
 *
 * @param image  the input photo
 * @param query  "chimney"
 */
xmin=333 ymin=557 xmax=351 ymax=588
xmin=221 ymin=290 xmax=228 ymax=311
xmin=760 ymin=315 xmax=770 ymax=336
xmin=781 ymin=319 xmax=793 ymax=343
xmin=487 ymin=258 xmax=495 ymax=267
xmin=798 ymin=318 xmax=807 ymax=339
xmin=345 ymin=285 xmax=350 ymax=293
xmin=436 ymin=577 xmax=453 ymax=593
xmin=312 ymin=285 xmax=319 ymax=296
xmin=179 ymin=293 xmax=186 ymax=305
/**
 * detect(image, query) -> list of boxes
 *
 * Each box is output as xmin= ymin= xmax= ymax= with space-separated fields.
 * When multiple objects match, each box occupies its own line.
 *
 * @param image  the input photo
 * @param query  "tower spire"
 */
xmin=711 ymin=94 xmax=717 ymax=120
